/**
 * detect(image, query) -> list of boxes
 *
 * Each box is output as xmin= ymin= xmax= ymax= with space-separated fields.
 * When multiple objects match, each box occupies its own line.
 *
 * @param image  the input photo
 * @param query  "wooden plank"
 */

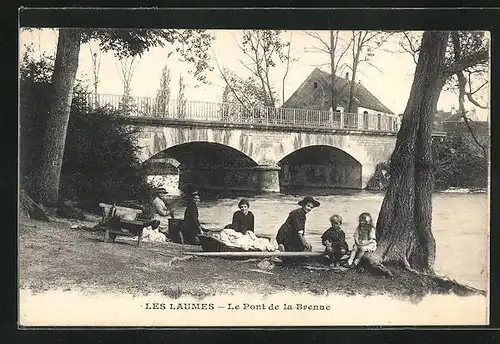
xmin=99 ymin=203 xmax=143 ymax=214
xmin=184 ymin=251 xmax=325 ymax=258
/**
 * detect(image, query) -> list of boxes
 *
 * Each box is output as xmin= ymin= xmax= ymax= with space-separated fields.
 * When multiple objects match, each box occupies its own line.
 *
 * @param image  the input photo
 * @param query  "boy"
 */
xmin=321 ymin=214 xmax=349 ymax=267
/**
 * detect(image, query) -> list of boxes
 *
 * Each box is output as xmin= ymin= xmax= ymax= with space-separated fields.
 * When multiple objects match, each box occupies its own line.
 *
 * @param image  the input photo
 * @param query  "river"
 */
xmin=152 ymin=176 xmax=489 ymax=291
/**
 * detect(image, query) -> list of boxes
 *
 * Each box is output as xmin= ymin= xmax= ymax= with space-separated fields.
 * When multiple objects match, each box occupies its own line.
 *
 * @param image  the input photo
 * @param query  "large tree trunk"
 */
xmin=37 ymin=29 xmax=81 ymax=206
xmin=366 ymin=31 xmax=449 ymax=273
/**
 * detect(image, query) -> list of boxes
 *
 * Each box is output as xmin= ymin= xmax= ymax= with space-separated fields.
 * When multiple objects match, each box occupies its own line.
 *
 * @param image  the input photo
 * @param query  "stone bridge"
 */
xmin=122 ymin=117 xmax=400 ymax=194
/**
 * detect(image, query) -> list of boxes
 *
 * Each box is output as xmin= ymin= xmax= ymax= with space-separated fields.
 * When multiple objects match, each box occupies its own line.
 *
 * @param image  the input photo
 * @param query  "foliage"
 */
xmin=367 ymin=135 xmax=488 ymax=192
xmin=155 ymin=63 xmax=172 ymax=116
xmin=80 ymin=29 xmax=214 ymax=82
xmin=177 ymin=74 xmax=187 ymax=116
xmin=433 ymin=134 xmax=488 ymax=190
xmin=222 ymin=69 xmax=278 ymax=108
xmin=219 ymin=30 xmax=290 ymax=107
xmin=20 ymin=46 xmax=54 ymax=83
xmin=20 ymin=51 xmax=152 ymax=211
xmin=31 ymin=27 xmax=214 ymax=205
xmin=365 ymin=161 xmax=391 ymax=191
xmin=61 ymin=106 xmax=152 ymax=211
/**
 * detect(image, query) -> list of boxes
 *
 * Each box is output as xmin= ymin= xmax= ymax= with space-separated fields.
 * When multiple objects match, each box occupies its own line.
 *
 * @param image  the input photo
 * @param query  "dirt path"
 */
xmin=18 ymin=214 xmax=484 ymax=301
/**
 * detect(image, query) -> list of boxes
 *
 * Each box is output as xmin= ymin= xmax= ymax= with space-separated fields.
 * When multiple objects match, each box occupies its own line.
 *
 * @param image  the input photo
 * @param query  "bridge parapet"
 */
xmin=85 ymin=93 xmax=400 ymax=133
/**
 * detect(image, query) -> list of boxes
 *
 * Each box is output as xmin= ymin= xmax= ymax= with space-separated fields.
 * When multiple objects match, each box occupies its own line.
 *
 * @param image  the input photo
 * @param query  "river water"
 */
xmin=152 ymin=176 xmax=489 ymax=291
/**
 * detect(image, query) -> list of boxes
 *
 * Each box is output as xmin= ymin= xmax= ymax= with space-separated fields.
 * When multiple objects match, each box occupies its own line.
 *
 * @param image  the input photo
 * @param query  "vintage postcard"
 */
xmin=18 ymin=12 xmax=490 ymax=326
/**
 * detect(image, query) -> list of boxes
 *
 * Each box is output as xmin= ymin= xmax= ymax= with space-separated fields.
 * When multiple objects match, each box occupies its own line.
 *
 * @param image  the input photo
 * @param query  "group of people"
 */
xmin=277 ymin=196 xmax=377 ymax=268
xmin=150 ymin=187 xmax=205 ymax=245
xmin=150 ymin=187 xmax=377 ymax=268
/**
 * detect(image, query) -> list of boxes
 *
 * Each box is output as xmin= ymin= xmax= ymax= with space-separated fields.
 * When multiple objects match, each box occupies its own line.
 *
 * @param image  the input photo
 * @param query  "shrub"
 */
xmin=61 ymin=106 xmax=153 ymax=211
xmin=20 ymin=52 xmax=153 ymax=212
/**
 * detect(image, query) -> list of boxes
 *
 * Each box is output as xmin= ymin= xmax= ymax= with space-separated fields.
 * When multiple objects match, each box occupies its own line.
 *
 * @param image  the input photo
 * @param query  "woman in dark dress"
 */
xmin=276 ymin=196 xmax=320 ymax=252
xmin=182 ymin=190 xmax=205 ymax=245
xmin=231 ymin=199 xmax=255 ymax=234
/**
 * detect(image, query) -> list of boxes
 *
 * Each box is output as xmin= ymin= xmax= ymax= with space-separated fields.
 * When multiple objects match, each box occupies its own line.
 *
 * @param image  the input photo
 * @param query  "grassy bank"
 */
xmin=19 ymin=213 xmax=485 ymax=301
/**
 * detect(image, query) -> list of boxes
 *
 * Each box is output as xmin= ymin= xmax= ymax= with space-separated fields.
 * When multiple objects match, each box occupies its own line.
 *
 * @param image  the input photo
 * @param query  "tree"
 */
xmin=449 ymin=31 xmax=489 ymax=159
xmin=88 ymin=39 xmax=102 ymax=108
xmin=116 ymin=55 xmax=139 ymax=114
xmin=365 ymin=31 xmax=488 ymax=276
xmin=304 ymin=30 xmax=351 ymax=110
xmin=37 ymin=28 xmax=82 ymax=206
xmin=221 ymin=69 xmax=276 ymax=109
xmin=400 ymin=31 xmax=489 ymax=159
xmin=347 ymin=31 xmax=392 ymax=112
xmin=177 ymin=74 xmax=186 ymax=118
xmin=155 ymin=63 xmax=172 ymax=116
xmin=34 ymin=28 xmax=214 ymax=205
xmin=281 ymin=31 xmax=293 ymax=108
xmin=218 ymin=30 xmax=290 ymax=109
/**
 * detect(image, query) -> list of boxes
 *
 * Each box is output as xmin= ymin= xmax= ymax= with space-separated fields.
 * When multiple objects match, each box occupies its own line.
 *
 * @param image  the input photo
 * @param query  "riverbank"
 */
xmin=19 ymin=213 xmax=485 ymax=300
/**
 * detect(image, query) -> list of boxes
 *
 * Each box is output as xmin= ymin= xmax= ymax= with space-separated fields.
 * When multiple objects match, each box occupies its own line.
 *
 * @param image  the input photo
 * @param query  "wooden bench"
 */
xmin=99 ymin=203 xmax=147 ymax=247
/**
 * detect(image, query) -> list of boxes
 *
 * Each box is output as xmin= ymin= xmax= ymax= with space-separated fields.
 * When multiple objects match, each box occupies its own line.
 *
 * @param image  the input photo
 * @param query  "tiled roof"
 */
xmin=284 ymin=68 xmax=394 ymax=114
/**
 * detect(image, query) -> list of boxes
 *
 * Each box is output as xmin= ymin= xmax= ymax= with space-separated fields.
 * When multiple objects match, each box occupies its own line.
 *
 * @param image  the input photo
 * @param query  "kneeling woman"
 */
xmin=231 ymin=199 xmax=255 ymax=234
xmin=276 ymin=196 xmax=320 ymax=252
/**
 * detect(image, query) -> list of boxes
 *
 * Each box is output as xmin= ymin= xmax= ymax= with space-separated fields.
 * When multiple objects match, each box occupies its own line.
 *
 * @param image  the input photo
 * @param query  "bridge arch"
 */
xmin=146 ymin=141 xmax=258 ymax=167
xmin=136 ymin=127 xmax=259 ymax=164
xmin=278 ymin=145 xmax=363 ymax=191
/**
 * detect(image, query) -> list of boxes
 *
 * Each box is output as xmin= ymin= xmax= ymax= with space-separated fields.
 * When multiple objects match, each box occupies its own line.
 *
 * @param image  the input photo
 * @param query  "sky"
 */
xmin=19 ymin=29 xmax=489 ymax=120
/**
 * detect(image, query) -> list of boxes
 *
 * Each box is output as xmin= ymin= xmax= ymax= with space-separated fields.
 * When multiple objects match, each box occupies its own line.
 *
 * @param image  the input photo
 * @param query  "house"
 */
xmin=283 ymin=68 xmax=395 ymax=117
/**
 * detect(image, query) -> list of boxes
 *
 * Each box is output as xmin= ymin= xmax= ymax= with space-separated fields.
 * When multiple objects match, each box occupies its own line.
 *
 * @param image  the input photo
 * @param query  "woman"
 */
xmin=152 ymin=188 xmax=175 ymax=234
xmin=276 ymin=196 xmax=320 ymax=252
xmin=182 ymin=190 xmax=205 ymax=245
xmin=231 ymin=199 xmax=255 ymax=234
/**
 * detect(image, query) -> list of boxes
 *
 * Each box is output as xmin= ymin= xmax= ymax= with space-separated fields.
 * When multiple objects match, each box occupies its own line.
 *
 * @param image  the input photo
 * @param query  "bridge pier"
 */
xmin=253 ymin=164 xmax=281 ymax=193
xmin=178 ymin=164 xmax=281 ymax=194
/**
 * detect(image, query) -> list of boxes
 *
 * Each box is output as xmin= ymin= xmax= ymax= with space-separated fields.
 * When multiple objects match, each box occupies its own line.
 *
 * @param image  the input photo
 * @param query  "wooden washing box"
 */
xmin=99 ymin=203 xmax=147 ymax=247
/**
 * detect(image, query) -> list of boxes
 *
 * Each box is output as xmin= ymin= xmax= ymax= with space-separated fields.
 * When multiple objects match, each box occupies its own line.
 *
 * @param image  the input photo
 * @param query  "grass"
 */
xmin=18 ymin=213 xmax=485 ymax=301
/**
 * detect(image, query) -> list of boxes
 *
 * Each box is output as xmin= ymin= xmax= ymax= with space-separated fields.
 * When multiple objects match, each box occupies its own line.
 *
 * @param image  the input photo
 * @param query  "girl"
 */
xmin=347 ymin=212 xmax=377 ymax=268
xmin=321 ymin=214 xmax=349 ymax=267
xmin=231 ymin=199 xmax=255 ymax=234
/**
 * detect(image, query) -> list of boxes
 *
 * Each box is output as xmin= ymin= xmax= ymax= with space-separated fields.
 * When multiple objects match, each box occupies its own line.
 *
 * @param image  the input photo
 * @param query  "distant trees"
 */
xmin=347 ymin=31 xmax=392 ymax=112
xmin=116 ymin=56 xmax=139 ymax=114
xmin=177 ymin=74 xmax=187 ymax=117
xmin=155 ymin=63 xmax=172 ymax=116
xmin=88 ymin=39 xmax=102 ymax=107
xmin=304 ymin=30 xmax=351 ymax=110
xmin=217 ymin=30 xmax=291 ymax=108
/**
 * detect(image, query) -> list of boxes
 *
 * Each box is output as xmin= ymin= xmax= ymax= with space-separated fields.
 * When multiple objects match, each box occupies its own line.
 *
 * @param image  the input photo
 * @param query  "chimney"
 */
xmin=345 ymin=72 xmax=349 ymax=80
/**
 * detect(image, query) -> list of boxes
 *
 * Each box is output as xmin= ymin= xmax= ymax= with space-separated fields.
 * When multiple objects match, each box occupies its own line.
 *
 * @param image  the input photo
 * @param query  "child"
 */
xmin=321 ymin=214 xmax=349 ymax=267
xmin=347 ymin=212 xmax=377 ymax=268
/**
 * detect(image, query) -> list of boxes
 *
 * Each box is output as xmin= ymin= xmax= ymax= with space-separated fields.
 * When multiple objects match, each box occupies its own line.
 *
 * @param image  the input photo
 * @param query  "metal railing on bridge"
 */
xmin=85 ymin=93 xmax=401 ymax=132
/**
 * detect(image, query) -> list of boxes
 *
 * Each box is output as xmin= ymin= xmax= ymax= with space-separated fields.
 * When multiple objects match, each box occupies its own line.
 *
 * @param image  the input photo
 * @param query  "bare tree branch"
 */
xmin=444 ymin=49 xmax=489 ymax=76
xmin=212 ymin=49 xmax=251 ymax=111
